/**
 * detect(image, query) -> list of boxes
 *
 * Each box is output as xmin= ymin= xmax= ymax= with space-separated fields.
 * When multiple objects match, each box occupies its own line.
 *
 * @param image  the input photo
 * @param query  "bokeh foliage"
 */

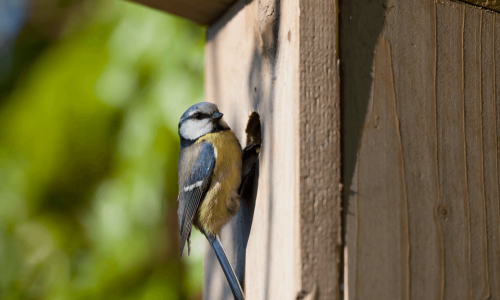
xmin=0 ymin=1 xmax=205 ymax=299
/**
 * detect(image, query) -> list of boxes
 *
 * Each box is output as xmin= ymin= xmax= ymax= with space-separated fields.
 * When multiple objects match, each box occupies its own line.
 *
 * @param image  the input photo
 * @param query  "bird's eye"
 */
xmin=193 ymin=113 xmax=202 ymax=120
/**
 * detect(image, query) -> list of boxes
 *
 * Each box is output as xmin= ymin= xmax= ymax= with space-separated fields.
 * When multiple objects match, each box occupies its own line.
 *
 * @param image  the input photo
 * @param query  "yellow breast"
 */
xmin=194 ymin=130 xmax=242 ymax=235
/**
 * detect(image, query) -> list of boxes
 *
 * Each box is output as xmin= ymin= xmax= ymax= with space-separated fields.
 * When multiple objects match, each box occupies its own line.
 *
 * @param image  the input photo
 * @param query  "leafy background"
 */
xmin=0 ymin=0 xmax=205 ymax=299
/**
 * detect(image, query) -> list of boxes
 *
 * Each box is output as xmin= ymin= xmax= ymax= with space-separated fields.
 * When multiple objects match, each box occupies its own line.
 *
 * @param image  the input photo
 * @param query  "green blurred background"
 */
xmin=0 ymin=0 xmax=206 ymax=299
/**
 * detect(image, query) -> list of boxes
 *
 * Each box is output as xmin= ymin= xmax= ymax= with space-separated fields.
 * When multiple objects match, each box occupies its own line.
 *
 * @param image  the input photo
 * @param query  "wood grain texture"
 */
xmin=496 ymin=15 xmax=500 ymax=295
xmin=127 ymin=0 xmax=235 ymax=25
xmin=354 ymin=36 xmax=409 ymax=300
xmin=463 ymin=6 xmax=490 ymax=300
xmin=386 ymin=1 xmax=442 ymax=298
xmin=436 ymin=3 xmax=471 ymax=299
xmin=342 ymin=0 xmax=500 ymax=299
xmin=457 ymin=0 xmax=500 ymax=13
xmin=299 ymin=0 xmax=342 ymax=298
xmin=204 ymin=0 xmax=340 ymax=299
xmin=342 ymin=0 xmax=441 ymax=299
xmin=480 ymin=10 xmax=500 ymax=300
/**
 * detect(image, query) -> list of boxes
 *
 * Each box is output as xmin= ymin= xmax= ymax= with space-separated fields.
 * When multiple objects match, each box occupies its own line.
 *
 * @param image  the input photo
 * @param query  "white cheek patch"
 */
xmin=184 ymin=180 xmax=204 ymax=192
xmin=180 ymin=119 xmax=213 ymax=140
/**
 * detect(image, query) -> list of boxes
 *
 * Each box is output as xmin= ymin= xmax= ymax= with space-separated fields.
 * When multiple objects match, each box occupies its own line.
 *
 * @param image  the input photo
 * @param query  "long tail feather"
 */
xmin=205 ymin=234 xmax=245 ymax=300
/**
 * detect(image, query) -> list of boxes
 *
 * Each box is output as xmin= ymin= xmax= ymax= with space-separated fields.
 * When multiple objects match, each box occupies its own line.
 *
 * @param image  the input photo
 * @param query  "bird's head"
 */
xmin=178 ymin=102 xmax=230 ymax=142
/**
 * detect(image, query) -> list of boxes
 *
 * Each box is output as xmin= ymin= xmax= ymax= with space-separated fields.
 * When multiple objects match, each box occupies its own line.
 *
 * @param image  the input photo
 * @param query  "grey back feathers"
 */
xmin=178 ymin=102 xmax=229 ymax=142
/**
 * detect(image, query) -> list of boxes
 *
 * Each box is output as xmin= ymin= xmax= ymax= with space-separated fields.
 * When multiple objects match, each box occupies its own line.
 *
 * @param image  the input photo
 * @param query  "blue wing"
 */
xmin=178 ymin=141 xmax=216 ymax=256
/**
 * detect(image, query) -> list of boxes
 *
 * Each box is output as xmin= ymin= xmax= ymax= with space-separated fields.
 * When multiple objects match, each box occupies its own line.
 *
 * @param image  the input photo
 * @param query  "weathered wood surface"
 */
xmin=127 ymin=0 xmax=236 ymax=25
xmin=299 ymin=0 xmax=342 ymax=298
xmin=204 ymin=0 xmax=341 ymax=299
xmin=458 ymin=0 xmax=500 ymax=13
xmin=342 ymin=0 xmax=500 ymax=299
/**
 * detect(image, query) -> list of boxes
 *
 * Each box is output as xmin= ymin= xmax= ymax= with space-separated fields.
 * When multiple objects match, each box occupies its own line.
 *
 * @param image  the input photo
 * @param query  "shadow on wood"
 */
xmin=234 ymin=112 xmax=262 ymax=291
xmin=339 ymin=0 xmax=386 ymax=298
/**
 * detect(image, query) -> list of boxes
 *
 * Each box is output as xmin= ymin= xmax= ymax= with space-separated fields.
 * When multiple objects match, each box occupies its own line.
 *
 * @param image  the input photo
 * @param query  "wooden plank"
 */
xmin=457 ymin=0 xmax=500 ymax=13
xmin=385 ymin=2 xmax=443 ymax=297
xmin=342 ymin=0 xmax=441 ymax=298
xmin=481 ymin=10 xmax=500 ymax=300
xmin=496 ymin=12 xmax=500 ymax=292
xmin=298 ymin=0 xmax=342 ymax=298
xmin=127 ymin=0 xmax=236 ymax=25
xmin=380 ymin=1 xmax=443 ymax=298
xmin=204 ymin=0 xmax=341 ymax=299
xmin=435 ymin=2 xmax=471 ymax=299
xmin=463 ymin=6 xmax=490 ymax=300
xmin=354 ymin=36 xmax=409 ymax=300
xmin=343 ymin=0 xmax=500 ymax=299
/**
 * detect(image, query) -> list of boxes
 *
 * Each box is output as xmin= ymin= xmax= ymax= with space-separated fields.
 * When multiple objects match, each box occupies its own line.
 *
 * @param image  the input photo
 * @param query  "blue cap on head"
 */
xmin=179 ymin=102 xmax=219 ymax=124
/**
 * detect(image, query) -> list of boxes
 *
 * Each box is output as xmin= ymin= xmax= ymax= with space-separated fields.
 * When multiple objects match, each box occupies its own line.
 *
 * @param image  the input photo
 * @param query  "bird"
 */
xmin=177 ymin=102 xmax=245 ymax=300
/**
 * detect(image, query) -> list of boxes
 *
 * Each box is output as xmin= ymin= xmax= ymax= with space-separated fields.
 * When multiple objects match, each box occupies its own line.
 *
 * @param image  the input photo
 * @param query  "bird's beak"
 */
xmin=211 ymin=112 xmax=223 ymax=121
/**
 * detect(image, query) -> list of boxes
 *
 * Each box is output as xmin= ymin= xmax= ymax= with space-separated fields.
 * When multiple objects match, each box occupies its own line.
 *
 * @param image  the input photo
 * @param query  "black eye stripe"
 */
xmin=189 ymin=113 xmax=210 ymax=120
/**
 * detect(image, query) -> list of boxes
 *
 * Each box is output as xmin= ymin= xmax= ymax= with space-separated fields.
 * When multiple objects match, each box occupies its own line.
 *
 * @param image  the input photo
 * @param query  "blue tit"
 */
xmin=177 ymin=102 xmax=245 ymax=300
